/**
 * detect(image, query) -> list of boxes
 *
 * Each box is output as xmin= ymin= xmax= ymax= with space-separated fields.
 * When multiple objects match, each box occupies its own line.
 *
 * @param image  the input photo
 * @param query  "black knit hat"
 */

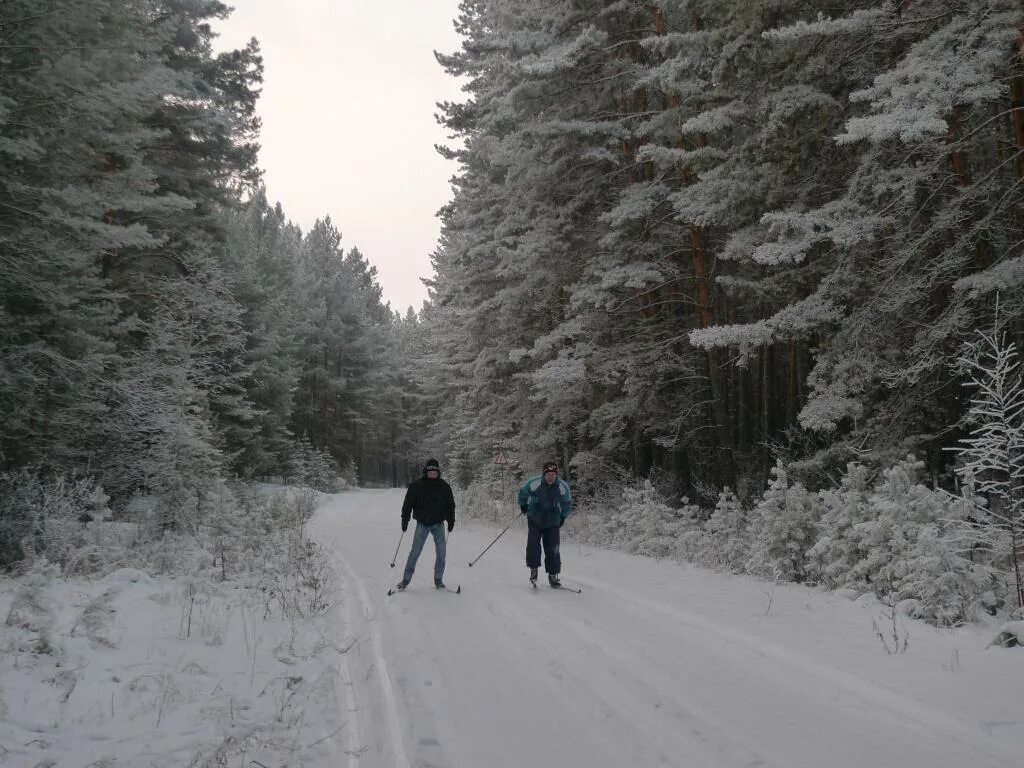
xmin=424 ymin=458 xmax=440 ymax=471
xmin=542 ymin=461 xmax=558 ymax=473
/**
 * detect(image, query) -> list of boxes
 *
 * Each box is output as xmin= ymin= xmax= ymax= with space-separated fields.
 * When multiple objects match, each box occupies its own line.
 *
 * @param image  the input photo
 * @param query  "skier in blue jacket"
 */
xmin=518 ymin=460 xmax=572 ymax=587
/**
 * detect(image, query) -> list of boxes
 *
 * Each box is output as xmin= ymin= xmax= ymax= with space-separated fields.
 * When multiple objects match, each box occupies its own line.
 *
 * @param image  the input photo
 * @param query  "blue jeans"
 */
xmin=403 ymin=522 xmax=447 ymax=584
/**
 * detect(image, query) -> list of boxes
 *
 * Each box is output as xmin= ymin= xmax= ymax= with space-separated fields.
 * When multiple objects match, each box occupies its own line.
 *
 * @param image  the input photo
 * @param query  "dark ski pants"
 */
xmin=403 ymin=522 xmax=446 ymax=584
xmin=526 ymin=520 xmax=561 ymax=574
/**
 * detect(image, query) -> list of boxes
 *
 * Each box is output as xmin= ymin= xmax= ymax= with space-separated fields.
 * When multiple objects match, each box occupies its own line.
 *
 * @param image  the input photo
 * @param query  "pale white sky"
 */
xmin=216 ymin=1 xmax=465 ymax=314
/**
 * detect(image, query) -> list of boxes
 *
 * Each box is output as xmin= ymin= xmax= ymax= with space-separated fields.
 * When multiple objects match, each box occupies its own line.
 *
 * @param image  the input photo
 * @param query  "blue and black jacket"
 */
xmin=517 ymin=475 xmax=572 ymax=529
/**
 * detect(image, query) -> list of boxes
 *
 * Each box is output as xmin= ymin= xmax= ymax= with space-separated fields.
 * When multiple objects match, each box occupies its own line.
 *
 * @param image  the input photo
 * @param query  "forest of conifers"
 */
xmin=1 ymin=2 xmax=1022 ymax=619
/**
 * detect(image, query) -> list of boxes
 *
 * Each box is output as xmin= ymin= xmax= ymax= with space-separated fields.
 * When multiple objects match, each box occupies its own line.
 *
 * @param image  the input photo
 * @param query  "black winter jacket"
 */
xmin=401 ymin=471 xmax=455 ymax=528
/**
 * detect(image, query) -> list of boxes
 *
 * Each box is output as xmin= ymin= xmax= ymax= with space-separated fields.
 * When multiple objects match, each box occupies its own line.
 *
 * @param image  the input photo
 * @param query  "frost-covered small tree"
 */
xmin=703 ymin=489 xmax=749 ymax=572
xmin=807 ymin=463 xmax=874 ymax=589
xmin=807 ymin=458 xmax=988 ymax=622
xmin=897 ymin=512 xmax=993 ymax=626
xmin=952 ymin=315 xmax=1024 ymax=612
xmin=745 ymin=461 xmax=821 ymax=582
xmin=852 ymin=457 xmax=949 ymax=598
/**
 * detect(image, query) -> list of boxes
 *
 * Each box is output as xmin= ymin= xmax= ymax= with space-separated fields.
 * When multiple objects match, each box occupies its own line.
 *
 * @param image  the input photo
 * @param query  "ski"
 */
xmin=530 ymin=579 xmax=580 ymax=593
xmin=551 ymin=584 xmax=582 ymax=593
xmin=387 ymin=584 xmax=461 ymax=595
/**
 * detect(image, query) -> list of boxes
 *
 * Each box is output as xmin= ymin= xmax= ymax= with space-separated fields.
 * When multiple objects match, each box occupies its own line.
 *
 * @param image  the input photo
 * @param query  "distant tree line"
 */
xmin=0 ymin=0 xmax=423 ymax=566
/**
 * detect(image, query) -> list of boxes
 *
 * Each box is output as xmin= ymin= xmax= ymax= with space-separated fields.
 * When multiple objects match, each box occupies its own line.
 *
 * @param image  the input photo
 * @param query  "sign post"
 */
xmin=493 ymin=444 xmax=510 ymax=522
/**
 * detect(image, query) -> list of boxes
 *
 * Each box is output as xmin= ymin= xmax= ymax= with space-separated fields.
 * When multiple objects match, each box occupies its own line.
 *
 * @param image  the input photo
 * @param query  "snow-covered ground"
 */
xmin=311 ymin=489 xmax=1024 ymax=768
xmin=2 ymin=487 xmax=1022 ymax=768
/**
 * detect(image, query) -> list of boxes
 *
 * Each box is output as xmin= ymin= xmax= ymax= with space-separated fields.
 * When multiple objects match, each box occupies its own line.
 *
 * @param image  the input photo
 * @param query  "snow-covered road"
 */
xmin=310 ymin=489 xmax=1023 ymax=768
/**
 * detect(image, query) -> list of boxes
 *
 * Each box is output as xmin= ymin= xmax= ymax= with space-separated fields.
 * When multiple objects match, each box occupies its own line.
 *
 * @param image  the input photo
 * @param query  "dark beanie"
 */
xmin=542 ymin=461 xmax=558 ymax=473
xmin=424 ymin=458 xmax=440 ymax=471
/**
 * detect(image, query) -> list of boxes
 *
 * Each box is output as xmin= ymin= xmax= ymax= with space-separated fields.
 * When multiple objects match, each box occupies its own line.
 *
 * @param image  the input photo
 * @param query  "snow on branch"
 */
xmin=689 ymin=320 xmax=774 ymax=357
xmin=837 ymin=107 xmax=948 ymax=145
xmin=679 ymin=102 xmax=746 ymax=136
xmin=516 ymin=26 xmax=607 ymax=77
xmin=953 ymin=256 xmax=1024 ymax=300
xmin=763 ymin=9 xmax=887 ymax=41
xmin=528 ymin=119 xmax=627 ymax=140
xmin=719 ymin=225 xmax=762 ymax=262
xmin=636 ymin=144 xmax=727 ymax=171
xmin=836 ymin=12 xmax=1020 ymax=145
xmin=760 ymin=85 xmax=841 ymax=130
xmin=689 ymin=295 xmax=842 ymax=361
xmin=638 ymin=30 xmax=708 ymax=57
xmin=753 ymin=202 xmax=887 ymax=264
xmin=798 ymin=394 xmax=864 ymax=434
xmin=529 ymin=354 xmax=587 ymax=396
xmin=600 ymin=182 xmax=672 ymax=229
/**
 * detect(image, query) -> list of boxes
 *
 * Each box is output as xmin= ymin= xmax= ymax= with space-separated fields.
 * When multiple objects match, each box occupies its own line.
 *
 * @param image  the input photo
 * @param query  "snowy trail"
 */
xmin=310 ymin=489 xmax=1023 ymax=768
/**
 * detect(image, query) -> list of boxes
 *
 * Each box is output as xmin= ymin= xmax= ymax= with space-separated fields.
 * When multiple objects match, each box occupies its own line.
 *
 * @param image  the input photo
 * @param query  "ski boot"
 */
xmin=548 ymin=573 xmax=561 ymax=588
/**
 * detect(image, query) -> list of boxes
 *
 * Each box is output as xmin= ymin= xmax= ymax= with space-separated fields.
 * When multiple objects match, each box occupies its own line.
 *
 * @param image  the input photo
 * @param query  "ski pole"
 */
xmin=389 ymin=529 xmax=405 ymax=568
xmin=467 ymin=512 xmax=519 ymax=567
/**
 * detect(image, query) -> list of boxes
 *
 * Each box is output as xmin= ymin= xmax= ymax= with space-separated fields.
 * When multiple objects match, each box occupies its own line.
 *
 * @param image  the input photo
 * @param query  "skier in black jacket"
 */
xmin=396 ymin=458 xmax=456 ymax=589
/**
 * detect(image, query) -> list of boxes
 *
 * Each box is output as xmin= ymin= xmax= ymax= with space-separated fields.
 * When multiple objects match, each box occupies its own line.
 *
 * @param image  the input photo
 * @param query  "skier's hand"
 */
xmin=401 ymin=520 xmax=408 ymax=532
xmin=447 ymin=521 xmax=454 ymax=533
xmin=520 ymin=506 xmax=528 ymax=515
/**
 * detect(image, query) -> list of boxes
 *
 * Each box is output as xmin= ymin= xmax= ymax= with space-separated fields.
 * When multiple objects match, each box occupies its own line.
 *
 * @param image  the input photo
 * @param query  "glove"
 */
xmin=447 ymin=521 xmax=454 ymax=533
xmin=520 ymin=506 xmax=528 ymax=515
xmin=401 ymin=519 xmax=408 ymax=532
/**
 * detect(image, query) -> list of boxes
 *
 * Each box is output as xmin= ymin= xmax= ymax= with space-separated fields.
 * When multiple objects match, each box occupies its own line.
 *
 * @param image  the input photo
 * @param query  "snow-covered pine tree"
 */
xmin=432 ymin=0 xmax=614 ymax=481
xmin=223 ymin=192 xmax=305 ymax=477
xmin=745 ymin=461 xmax=821 ymax=581
xmin=807 ymin=463 xmax=874 ymax=589
xmin=290 ymin=220 xmax=397 ymax=483
xmin=0 ymin=0 xmax=187 ymax=478
xmin=690 ymin=1 xmax=1024 ymax=483
xmin=851 ymin=457 xmax=949 ymax=601
xmin=703 ymin=488 xmax=750 ymax=572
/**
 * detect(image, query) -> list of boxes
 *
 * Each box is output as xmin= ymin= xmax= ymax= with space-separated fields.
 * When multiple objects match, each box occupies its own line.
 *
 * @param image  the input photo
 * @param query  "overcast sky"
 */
xmin=215 ymin=1 xmax=465 ymax=314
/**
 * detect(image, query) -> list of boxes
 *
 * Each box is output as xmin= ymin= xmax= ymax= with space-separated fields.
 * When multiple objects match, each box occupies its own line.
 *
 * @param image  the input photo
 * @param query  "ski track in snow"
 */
xmin=332 ymin=535 xmax=413 ymax=767
xmin=311 ymin=489 xmax=1023 ymax=768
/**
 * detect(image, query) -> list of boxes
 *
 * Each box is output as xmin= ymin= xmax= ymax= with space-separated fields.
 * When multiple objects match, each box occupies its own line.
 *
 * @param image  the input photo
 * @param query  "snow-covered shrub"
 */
xmin=617 ymin=480 xmax=689 ymax=558
xmin=700 ymin=489 xmax=750 ymax=571
xmin=990 ymin=621 xmax=1024 ymax=647
xmin=3 ymin=559 xmax=60 ymax=654
xmin=897 ymin=521 xmax=994 ymax=626
xmin=570 ymin=478 xmax=700 ymax=559
xmin=745 ymin=461 xmax=822 ymax=582
xmin=852 ymin=457 xmax=945 ymax=595
xmin=0 ymin=468 xmax=110 ymax=572
xmin=453 ymin=476 xmax=520 ymax=524
xmin=807 ymin=463 xmax=874 ymax=589
xmin=229 ymin=487 xmax=336 ymax=618
xmin=286 ymin=438 xmax=346 ymax=493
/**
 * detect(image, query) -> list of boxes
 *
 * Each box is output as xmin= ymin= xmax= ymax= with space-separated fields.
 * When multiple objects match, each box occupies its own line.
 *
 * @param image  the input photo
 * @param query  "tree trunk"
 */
xmin=1011 ymin=40 xmax=1024 ymax=180
xmin=947 ymin=106 xmax=971 ymax=187
xmin=691 ymin=227 xmax=733 ymax=482
xmin=786 ymin=339 xmax=798 ymax=427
